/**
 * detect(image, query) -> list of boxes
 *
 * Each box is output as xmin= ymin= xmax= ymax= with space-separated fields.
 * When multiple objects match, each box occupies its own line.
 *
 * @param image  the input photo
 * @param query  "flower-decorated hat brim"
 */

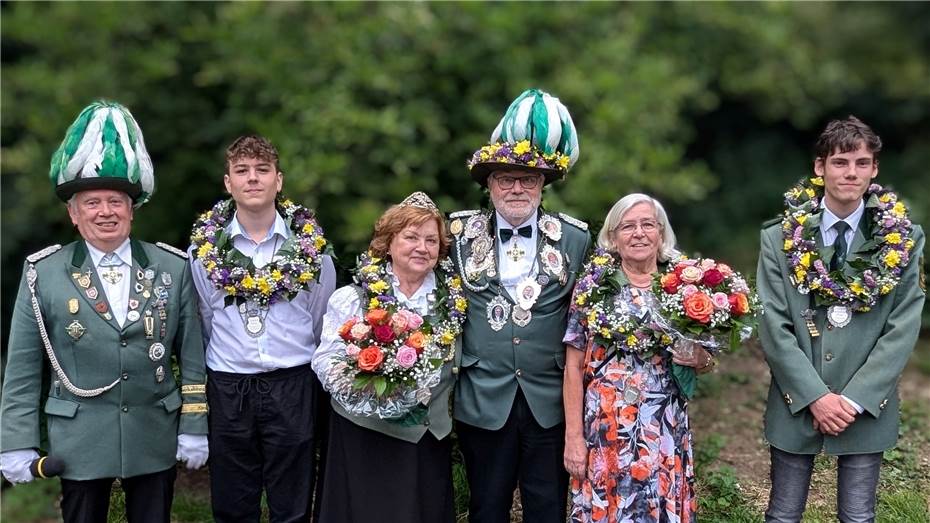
xmin=469 ymin=161 xmax=564 ymax=187
xmin=55 ymin=177 xmax=143 ymax=202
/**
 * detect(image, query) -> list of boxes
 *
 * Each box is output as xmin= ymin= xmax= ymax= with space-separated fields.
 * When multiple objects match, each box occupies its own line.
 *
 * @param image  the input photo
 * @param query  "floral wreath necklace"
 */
xmin=190 ymin=196 xmax=329 ymax=336
xmin=781 ymin=176 xmax=914 ymax=326
xmin=572 ymin=248 xmax=671 ymax=356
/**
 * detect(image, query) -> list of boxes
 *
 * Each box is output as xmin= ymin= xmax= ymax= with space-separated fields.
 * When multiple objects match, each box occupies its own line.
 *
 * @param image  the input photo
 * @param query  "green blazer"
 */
xmin=451 ymin=209 xmax=591 ymax=430
xmin=757 ymin=218 xmax=925 ymax=455
xmin=1 ymin=240 xmax=208 ymax=480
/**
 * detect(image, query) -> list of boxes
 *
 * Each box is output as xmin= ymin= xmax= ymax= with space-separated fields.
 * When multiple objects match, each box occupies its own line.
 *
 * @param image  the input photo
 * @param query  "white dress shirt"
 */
xmin=312 ymin=264 xmax=436 ymax=389
xmin=496 ymin=210 xmax=538 ymax=301
xmin=190 ymin=210 xmax=337 ymax=374
xmin=819 ymin=199 xmax=866 ymax=415
xmin=87 ymin=239 xmax=131 ymax=327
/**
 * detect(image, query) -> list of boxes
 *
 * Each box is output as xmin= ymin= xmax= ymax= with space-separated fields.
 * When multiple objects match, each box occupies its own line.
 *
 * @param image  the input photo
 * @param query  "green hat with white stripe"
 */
xmin=50 ymin=101 xmax=155 ymax=206
xmin=467 ymin=88 xmax=579 ymax=186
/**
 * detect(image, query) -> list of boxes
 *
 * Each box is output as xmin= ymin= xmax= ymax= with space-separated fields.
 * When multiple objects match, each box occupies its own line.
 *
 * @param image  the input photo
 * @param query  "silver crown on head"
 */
xmin=399 ymin=191 xmax=439 ymax=212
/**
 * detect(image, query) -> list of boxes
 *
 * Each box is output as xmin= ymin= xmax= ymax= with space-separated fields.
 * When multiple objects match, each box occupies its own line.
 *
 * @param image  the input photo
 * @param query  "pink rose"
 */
xmin=711 ymin=292 xmax=730 ymax=310
xmin=345 ymin=343 xmax=361 ymax=360
xmin=699 ymin=258 xmax=717 ymax=271
xmin=373 ymin=324 xmax=395 ymax=343
xmin=681 ymin=284 xmax=699 ymax=298
xmin=395 ymin=346 xmax=419 ymax=369
xmin=404 ymin=311 xmax=424 ymax=330
xmin=350 ymin=323 xmax=371 ymax=341
xmin=390 ymin=313 xmax=409 ymax=334
xmin=716 ymin=263 xmax=734 ymax=277
xmin=679 ymin=266 xmax=704 ymax=284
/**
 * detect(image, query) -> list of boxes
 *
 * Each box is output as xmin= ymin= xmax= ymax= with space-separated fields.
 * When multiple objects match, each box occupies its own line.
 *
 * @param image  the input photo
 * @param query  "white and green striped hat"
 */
xmin=50 ymin=101 xmax=154 ymax=206
xmin=467 ymin=88 xmax=579 ymax=186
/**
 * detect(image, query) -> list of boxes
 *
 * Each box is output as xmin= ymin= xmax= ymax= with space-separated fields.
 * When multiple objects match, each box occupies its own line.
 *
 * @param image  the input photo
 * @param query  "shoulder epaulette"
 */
xmin=558 ymin=213 xmax=588 ymax=231
xmin=762 ymin=216 xmax=783 ymax=229
xmin=450 ymin=209 xmax=481 ymax=219
xmin=26 ymin=244 xmax=62 ymax=263
xmin=156 ymin=242 xmax=189 ymax=259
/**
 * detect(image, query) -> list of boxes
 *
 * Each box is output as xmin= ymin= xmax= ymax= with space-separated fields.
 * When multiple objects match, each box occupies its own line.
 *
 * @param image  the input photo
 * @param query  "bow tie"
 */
xmin=499 ymin=225 xmax=533 ymax=243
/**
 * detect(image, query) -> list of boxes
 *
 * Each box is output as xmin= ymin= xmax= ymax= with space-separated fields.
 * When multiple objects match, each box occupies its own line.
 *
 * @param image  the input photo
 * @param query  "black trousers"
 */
xmin=60 ymin=466 xmax=176 ymax=523
xmin=207 ymin=363 xmax=319 ymax=523
xmin=457 ymin=389 xmax=568 ymax=523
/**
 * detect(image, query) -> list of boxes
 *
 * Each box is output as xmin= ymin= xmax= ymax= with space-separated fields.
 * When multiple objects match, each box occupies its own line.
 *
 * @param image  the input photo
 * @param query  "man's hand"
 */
xmin=176 ymin=434 xmax=209 ymax=470
xmin=809 ymin=393 xmax=857 ymax=436
xmin=1 ymin=449 xmax=39 ymax=484
xmin=563 ymin=435 xmax=588 ymax=480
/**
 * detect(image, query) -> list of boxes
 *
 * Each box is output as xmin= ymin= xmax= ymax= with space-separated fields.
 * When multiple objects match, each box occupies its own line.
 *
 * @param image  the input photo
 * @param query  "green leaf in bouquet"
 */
xmin=729 ymin=327 xmax=740 ymax=351
xmin=353 ymin=374 xmax=373 ymax=389
xmin=374 ymin=376 xmax=387 ymax=396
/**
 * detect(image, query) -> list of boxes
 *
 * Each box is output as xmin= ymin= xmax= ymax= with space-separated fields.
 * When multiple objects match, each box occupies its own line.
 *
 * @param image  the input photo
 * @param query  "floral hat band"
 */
xmin=467 ymin=88 xmax=579 ymax=187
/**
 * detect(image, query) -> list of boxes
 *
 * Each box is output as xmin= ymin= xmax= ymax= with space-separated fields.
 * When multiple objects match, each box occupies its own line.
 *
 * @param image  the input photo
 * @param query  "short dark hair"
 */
xmin=814 ymin=115 xmax=882 ymax=161
xmin=225 ymin=135 xmax=280 ymax=173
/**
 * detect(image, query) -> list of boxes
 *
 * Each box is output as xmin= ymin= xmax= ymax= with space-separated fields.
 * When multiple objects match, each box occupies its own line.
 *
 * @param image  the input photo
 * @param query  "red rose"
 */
xmin=660 ymin=273 xmax=680 ymax=294
xmin=357 ymin=346 xmax=384 ymax=371
xmin=683 ymin=292 xmax=714 ymax=324
xmin=702 ymin=269 xmax=725 ymax=287
xmin=728 ymin=293 xmax=750 ymax=316
xmin=373 ymin=324 xmax=395 ymax=343
xmin=338 ymin=317 xmax=357 ymax=341
xmin=673 ymin=263 xmax=687 ymax=277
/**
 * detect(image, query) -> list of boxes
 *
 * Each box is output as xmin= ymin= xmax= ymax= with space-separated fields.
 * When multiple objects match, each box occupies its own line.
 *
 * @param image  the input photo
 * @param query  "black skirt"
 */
xmin=317 ymin=411 xmax=455 ymax=523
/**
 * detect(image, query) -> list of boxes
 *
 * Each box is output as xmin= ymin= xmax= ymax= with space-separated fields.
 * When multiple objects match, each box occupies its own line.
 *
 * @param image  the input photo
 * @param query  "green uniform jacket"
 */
xmin=757 ymin=218 xmax=925 ymax=455
xmin=1 ymin=240 xmax=208 ymax=480
xmin=451 ymin=210 xmax=591 ymax=430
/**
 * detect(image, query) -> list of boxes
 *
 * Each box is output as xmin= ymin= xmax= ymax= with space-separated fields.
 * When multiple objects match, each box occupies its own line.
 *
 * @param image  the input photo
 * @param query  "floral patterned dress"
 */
xmin=563 ymin=285 xmax=696 ymax=523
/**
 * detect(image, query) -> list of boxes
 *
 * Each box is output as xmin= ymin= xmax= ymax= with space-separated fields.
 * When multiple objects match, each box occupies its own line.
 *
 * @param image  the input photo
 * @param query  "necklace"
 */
xmin=781 ymin=177 xmax=914 ymax=313
xmin=190 ymin=196 xmax=329 ymax=307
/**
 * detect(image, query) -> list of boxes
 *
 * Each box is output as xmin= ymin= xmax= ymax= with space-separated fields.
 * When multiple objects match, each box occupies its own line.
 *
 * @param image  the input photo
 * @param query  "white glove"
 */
xmin=1 ymin=449 xmax=39 ymax=484
xmin=176 ymin=434 xmax=209 ymax=470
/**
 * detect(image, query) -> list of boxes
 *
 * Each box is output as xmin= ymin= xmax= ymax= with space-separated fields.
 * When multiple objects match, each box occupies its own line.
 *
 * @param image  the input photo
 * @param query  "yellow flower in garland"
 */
xmin=298 ymin=271 xmax=312 ymax=283
xmin=440 ymin=331 xmax=456 ymax=345
xmin=587 ymin=310 xmax=599 ymax=326
xmin=557 ymin=155 xmax=571 ymax=169
xmin=879 ymin=193 xmax=893 ymax=203
xmin=810 ymin=177 xmax=824 ymax=186
xmin=205 ymin=260 xmax=217 ymax=271
xmin=454 ymin=297 xmax=468 ymax=312
xmin=904 ymin=239 xmax=915 ymax=251
xmin=850 ymin=281 xmax=865 ymax=295
xmin=197 ymin=242 xmax=214 ymax=258
xmin=794 ymin=268 xmax=807 ymax=281
xmin=241 ymin=275 xmax=256 ymax=289
xmin=626 ymin=334 xmax=638 ymax=348
xmin=796 ymin=214 xmax=808 ymax=225
xmin=257 ymin=277 xmax=272 ymax=295
xmin=575 ymin=294 xmax=588 ymax=306
xmin=892 ymin=202 xmax=906 ymax=218
xmin=805 ymin=188 xmax=816 ymax=198
xmin=271 ymin=270 xmax=283 ymax=281
xmin=593 ymin=255 xmax=610 ymax=266
xmin=883 ymin=250 xmax=901 ymax=268
xmin=369 ymin=298 xmax=380 ymax=309
xmin=302 ymin=223 xmax=316 ymax=234
xmin=314 ymin=236 xmax=327 ymax=250
xmin=799 ymin=252 xmax=811 ymax=268
xmin=370 ymin=280 xmax=389 ymax=293
xmin=783 ymin=239 xmax=794 ymax=251
xmin=513 ymin=140 xmax=531 ymax=155
xmin=880 ymin=284 xmax=893 ymax=295
xmin=599 ymin=327 xmax=612 ymax=339
xmin=225 ymin=285 xmax=238 ymax=295
xmin=281 ymin=199 xmax=294 ymax=207
xmin=884 ymin=232 xmax=902 ymax=244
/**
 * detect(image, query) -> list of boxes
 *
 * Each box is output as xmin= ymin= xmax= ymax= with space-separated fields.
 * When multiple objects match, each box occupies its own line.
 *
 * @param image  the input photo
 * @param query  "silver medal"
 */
xmin=246 ymin=315 xmax=264 ymax=335
xmin=486 ymin=295 xmax=511 ymax=332
xmin=512 ymin=305 xmax=532 ymax=327
xmin=149 ymin=342 xmax=166 ymax=361
xmin=155 ymin=365 xmax=165 ymax=383
xmin=144 ymin=268 xmax=155 ymax=281
xmin=827 ymin=305 xmax=851 ymax=328
xmin=464 ymin=214 xmax=489 ymax=239
xmin=161 ymin=272 xmax=172 ymax=287
xmin=515 ymin=277 xmax=542 ymax=311
xmin=127 ymin=310 xmax=140 ymax=322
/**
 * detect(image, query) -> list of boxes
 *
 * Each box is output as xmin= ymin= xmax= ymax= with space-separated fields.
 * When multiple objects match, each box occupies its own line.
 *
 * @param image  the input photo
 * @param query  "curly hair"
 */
xmin=814 ymin=115 xmax=882 ymax=162
xmin=225 ymin=135 xmax=280 ymax=173
xmin=369 ymin=205 xmax=450 ymax=261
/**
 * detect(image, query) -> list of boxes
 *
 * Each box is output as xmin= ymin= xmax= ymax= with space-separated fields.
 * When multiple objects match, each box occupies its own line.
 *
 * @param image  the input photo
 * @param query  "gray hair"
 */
xmin=596 ymin=193 xmax=680 ymax=263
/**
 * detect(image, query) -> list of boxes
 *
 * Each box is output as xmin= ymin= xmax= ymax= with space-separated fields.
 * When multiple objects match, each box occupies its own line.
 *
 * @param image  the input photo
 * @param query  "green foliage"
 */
xmin=697 ymin=466 xmax=762 ymax=522
xmin=0 ymin=480 xmax=60 ymax=521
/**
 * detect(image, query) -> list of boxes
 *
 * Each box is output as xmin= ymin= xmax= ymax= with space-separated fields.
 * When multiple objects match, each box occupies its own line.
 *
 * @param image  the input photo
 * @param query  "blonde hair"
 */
xmin=596 ymin=193 xmax=679 ymax=263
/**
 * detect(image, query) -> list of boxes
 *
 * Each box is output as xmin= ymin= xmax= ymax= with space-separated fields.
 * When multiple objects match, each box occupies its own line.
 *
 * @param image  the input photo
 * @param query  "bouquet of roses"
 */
xmin=653 ymin=257 xmax=762 ymax=351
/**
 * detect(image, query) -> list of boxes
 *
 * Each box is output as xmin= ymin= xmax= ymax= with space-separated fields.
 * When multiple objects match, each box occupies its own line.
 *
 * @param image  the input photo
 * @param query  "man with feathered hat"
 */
xmin=450 ymin=88 xmax=591 ymax=522
xmin=0 ymin=101 xmax=209 ymax=523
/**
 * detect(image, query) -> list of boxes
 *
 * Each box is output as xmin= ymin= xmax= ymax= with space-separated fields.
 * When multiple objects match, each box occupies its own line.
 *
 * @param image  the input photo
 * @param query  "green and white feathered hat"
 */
xmin=50 ymin=101 xmax=155 ymax=206
xmin=467 ymin=88 xmax=580 ymax=186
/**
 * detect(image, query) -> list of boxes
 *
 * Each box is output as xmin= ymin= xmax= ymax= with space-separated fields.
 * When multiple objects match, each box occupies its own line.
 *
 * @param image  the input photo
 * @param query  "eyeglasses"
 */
xmin=493 ymin=175 xmax=542 ymax=190
xmin=616 ymin=220 xmax=659 ymax=235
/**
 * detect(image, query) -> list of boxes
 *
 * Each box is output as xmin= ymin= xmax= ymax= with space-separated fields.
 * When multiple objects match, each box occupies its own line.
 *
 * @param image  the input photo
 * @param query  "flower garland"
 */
xmin=190 ymin=196 xmax=329 ymax=306
xmin=781 ymin=177 xmax=915 ymax=312
xmin=467 ymin=139 xmax=571 ymax=174
xmin=572 ymin=248 xmax=671 ymax=354
xmin=328 ymin=252 xmax=467 ymax=419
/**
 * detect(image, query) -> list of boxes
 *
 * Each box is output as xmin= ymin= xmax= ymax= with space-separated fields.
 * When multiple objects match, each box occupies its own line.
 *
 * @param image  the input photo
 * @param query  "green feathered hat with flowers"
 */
xmin=49 ymin=101 xmax=155 ymax=207
xmin=467 ymin=88 xmax=580 ymax=186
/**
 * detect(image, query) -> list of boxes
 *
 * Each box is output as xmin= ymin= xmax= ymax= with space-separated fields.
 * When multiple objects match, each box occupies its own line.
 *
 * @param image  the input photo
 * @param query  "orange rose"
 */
xmin=357 ymin=346 xmax=384 ymax=371
xmin=683 ymin=292 xmax=714 ymax=324
xmin=660 ymin=273 xmax=680 ymax=294
xmin=728 ymin=293 xmax=750 ymax=315
xmin=365 ymin=308 xmax=389 ymax=326
xmin=406 ymin=331 xmax=426 ymax=353
xmin=337 ymin=317 xmax=357 ymax=341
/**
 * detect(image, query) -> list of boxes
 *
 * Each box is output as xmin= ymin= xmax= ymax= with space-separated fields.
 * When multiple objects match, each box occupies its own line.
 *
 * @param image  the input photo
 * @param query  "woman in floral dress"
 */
xmin=563 ymin=194 xmax=715 ymax=522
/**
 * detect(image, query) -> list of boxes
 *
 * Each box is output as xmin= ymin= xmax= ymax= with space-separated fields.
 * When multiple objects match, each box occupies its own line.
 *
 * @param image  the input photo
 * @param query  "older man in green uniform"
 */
xmin=450 ymin=88 xmax=591 ymax=523
xmin=757 ymin=116 xmax=925 ymax=522
xmin=0 ymin=101 xmax=209 ymax=523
